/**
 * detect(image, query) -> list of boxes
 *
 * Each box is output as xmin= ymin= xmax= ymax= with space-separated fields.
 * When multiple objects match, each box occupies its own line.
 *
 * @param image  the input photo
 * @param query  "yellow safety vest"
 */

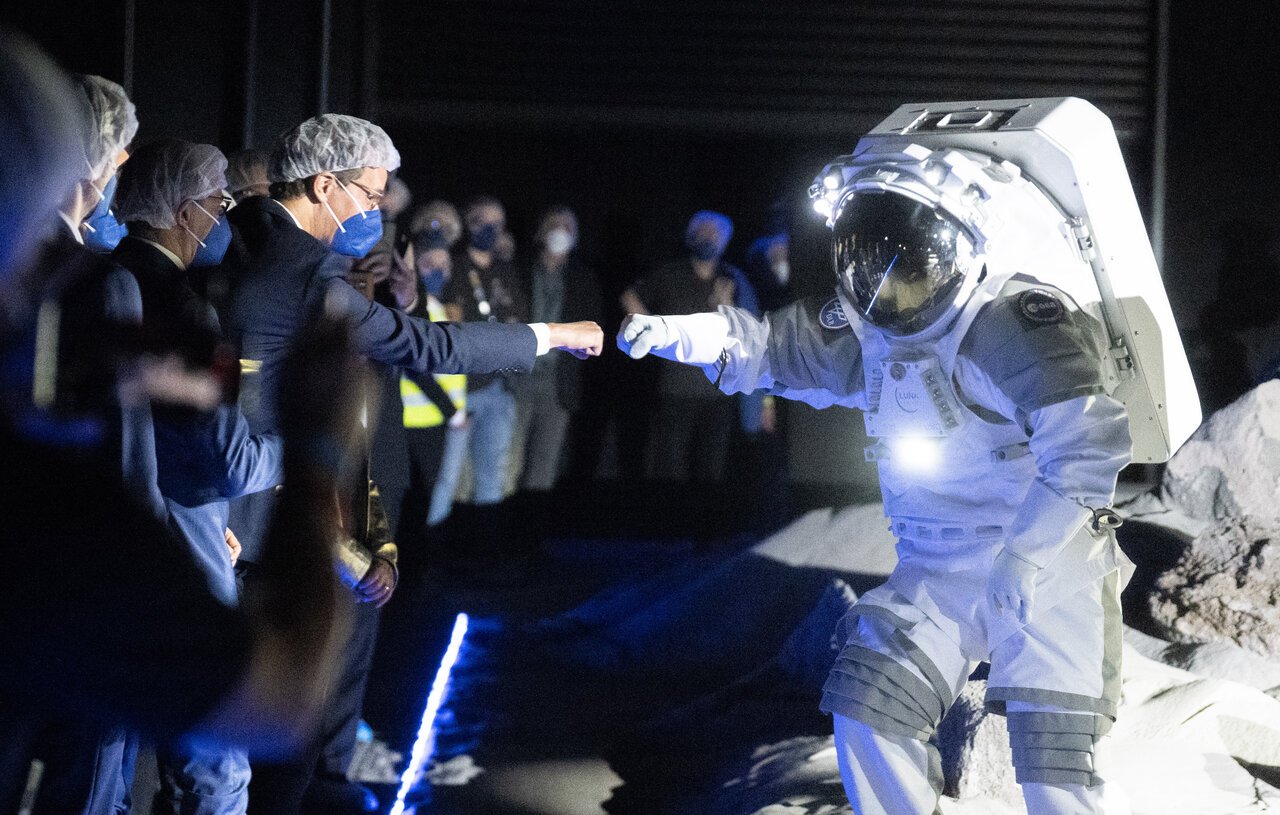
xmin=400 ymin=297 xmax=466 ymax=428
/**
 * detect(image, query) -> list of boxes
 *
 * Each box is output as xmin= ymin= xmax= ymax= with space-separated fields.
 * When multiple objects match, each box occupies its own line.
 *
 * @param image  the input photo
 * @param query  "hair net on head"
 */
xmin=269 ymin=113 xmax=401 ymax=183
xmin=115 ymin=138 xmax=228 ymax=230
xmin=0 ymin=32 xmax=85 ymax=284
xmin=72 ymin=74 xmax=138 ymax=180
xmin=226 ymin=147 xmax=270 ymax=194
xmin=687 ymin=210 xmax=734 ymax=250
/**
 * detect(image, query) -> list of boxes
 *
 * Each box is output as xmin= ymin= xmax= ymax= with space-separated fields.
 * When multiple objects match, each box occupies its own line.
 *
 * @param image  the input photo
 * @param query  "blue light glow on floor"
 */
xmin=388 ymin=612 xmax=470 ymax=815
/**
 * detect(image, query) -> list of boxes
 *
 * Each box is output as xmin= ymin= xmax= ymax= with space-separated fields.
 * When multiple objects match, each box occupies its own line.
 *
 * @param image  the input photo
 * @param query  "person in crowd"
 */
xmin=113 ymin=137 xmax=289 ymax=815
xmin=620 ymin=209 xmax=758 ymax=483
xmin=409 ymin=199 xmax=464 ymax=260
xmin=404 ymin=200 xmax=472 ymax=527
xmin=510 ymin=206 xmax=604 ymax=492
xmin=0 ymin=31 xmax=349 ymax=813
xmin=225 ymin=148 xmax=271 ymax=203
xmin=440 ymin=195 xmax=527 ymax=510
xmin=220 ymin=115 xmax=601 ymax=814
xmin=744 ymin=198 xmax=795 ymax=313
xmin=398 ymin=229 xmax=466 ymax=542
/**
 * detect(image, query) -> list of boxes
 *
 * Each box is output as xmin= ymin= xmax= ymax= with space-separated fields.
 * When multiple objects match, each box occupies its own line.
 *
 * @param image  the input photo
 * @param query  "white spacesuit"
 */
xmin=619 ymin=98 xmax=1198 ymax=815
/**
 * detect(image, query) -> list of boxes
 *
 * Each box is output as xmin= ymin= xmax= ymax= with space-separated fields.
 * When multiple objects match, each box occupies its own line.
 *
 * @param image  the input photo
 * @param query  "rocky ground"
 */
xmin=385 ymin=383 xmax=1280 ymax=814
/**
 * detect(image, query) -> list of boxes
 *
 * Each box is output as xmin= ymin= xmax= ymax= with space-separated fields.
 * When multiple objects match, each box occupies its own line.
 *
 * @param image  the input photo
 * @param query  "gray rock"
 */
xmin=1123 ymin=626 xmax=1280 ymax=692
xmin=1148 ymin=518 xmax=1280 ymax=660
xmin=936 ymin=681 xmax=1021 ymax=807
xmin=1160 ymin=380 xmax=1280 ymax=525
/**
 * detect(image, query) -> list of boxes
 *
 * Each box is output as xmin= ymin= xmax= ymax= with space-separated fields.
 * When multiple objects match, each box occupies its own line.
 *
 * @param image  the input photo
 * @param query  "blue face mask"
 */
xmin=182 ymin=201 xmax=232 ymax=268
xmin=82 ymin=173 xmax=127 ymax=253
xmin=420 ymin=267 xmax=448 ymax=297
xmin=470 ymin=223 xmax=500 ymax=252
xmin=325 ymin=181 xmax=383 ymax=258
xmin=192 ymin=206 xmax=232 ymax=268
xmin=688 ymin=236 xmax=720 ymax=262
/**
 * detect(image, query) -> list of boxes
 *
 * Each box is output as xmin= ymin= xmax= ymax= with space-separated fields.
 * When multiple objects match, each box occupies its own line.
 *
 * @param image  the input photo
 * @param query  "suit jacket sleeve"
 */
xmin=323 ymin=276 xmax=538 ymax=375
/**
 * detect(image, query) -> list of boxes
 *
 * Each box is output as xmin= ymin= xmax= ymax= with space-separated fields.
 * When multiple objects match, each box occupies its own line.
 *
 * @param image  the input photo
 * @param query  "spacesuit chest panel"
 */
xmin=860 ymin=337 xmax=1034 ymax=522
xmin=864 ymin=353 xmax=966 ymax=440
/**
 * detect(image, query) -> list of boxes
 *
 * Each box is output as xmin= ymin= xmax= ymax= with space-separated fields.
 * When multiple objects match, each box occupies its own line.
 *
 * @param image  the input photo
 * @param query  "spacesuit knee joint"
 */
xmin=1007 ymin=710 xmax=1103 ymax=788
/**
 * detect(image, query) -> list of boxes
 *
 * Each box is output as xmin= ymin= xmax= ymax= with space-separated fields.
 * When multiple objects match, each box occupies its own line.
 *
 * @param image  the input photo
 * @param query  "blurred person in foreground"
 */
xmin=219 ymin=115 xmax=602 ymax=813
xmin=0 ymin=67 xmax=150 ymax=815
xmin=113 ymin=137 xmax=288 ymax=815
xmin=0 ymin=30 xmax=350 ymax=812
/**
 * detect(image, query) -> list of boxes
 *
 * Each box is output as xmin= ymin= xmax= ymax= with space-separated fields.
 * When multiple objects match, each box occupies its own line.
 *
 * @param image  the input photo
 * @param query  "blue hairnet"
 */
xmin=115 ymin=139 xmax=228 ymax=230
xmin=686 ymin=210 xmax=734 ymax=251
xmin=269 ymin=113 xmax=401 ymax=183
xmin=72 ymin=74 xmax=138 ymax=180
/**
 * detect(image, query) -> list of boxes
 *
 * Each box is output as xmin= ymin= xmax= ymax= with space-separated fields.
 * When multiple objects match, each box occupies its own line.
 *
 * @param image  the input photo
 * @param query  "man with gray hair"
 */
xmin=113 ymin=137 xmax=288 ymax=815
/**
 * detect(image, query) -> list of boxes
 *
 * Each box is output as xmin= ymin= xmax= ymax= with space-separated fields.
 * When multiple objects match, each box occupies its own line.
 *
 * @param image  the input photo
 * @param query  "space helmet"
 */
xmin=829 ymin=190 xmax=982 ymax=338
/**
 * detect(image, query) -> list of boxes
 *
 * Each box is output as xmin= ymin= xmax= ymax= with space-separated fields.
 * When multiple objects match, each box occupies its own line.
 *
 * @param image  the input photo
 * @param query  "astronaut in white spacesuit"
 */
xmin=619 ymin=99 xmax=1199 ymax=815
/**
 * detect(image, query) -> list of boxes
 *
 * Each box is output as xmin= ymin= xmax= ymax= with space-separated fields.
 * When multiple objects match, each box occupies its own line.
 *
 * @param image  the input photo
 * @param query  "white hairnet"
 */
xmin=115 ymin=138 xmax=228 ymax=230
xmin=226 ymin=147 xmax=270 ymax=193
xmin=269 ymin=113 xmax=401 ymax=183
xmin=73 ymin=74 xmax=138 ymax=180
xmin=0 ymin=31 xmax=85 ymax=283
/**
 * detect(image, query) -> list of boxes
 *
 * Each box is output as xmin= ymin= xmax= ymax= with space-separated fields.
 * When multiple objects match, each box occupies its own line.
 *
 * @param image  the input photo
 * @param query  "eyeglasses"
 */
xmin=347 ymin=179 xmax=385 ymax=209
xmin=204 ymin=192 xmax=234 ymax=217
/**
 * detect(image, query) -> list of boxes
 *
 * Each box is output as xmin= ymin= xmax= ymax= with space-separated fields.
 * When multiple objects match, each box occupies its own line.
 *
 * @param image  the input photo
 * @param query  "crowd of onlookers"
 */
xmin=0 ymin=26 xmax=809 ymax=815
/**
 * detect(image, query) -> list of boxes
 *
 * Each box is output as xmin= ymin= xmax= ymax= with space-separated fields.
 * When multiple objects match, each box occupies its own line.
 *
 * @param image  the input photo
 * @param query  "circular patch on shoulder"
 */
xmin=819 ymin=297 xmax=850 ymax=330
xmin=1017 ymin=288 xmax=1065 ymax=325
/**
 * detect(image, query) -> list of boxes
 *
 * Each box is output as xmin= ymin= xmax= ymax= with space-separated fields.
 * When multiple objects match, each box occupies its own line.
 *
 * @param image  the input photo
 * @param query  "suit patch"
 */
xmin=819 ymin=298 xmax=850 ymax=330
xmin=1017 ymin=289 xmax=1065 ymax=325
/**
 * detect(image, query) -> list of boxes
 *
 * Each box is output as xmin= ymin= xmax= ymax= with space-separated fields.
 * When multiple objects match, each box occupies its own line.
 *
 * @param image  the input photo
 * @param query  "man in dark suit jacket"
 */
xmin=220 ymin=114 xmax=602 ymax=814
xmin=111 ymin=136 xmax=287 ymax=815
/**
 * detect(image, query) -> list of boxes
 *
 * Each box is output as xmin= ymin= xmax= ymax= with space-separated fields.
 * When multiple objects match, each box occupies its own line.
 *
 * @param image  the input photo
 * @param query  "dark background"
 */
xmin=9 ymin=0 xmax=1276 ymax=487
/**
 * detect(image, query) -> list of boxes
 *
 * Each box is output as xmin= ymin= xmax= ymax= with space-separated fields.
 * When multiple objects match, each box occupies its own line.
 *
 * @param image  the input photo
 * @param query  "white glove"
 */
xmin=988 ymin=548 xmax=1041 ymax=625
xmin=617 ymin=314 xmax=671 ymax=359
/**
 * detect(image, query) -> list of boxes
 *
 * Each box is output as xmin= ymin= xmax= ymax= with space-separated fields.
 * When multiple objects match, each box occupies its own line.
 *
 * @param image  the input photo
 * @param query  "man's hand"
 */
xmin=387 ymin=252 xmax=418 ymax=311
xmin=225 ymin=528 xmax=242 ymax=567
xmin=988 ymin=548 xmax=1041 ymax=625
xmin=617 ymin=314 xmax=670 ymax=359
xmin=354 ymin=557 xmax=397 ymax=608
xmin=547 ymin=321 xmax=604 ymax=359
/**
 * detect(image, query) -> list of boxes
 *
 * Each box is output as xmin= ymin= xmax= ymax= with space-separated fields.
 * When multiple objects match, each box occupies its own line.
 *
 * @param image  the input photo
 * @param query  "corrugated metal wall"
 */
xmin=377 ymin=0 xmax=1157 ymax=143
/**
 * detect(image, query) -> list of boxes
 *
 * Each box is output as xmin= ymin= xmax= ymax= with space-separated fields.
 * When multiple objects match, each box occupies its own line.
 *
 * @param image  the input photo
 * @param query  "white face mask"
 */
xmin=544 ymin=227 xmax=575 ymax=256
xmin=771 ymin=260 xmax=791 ymax=285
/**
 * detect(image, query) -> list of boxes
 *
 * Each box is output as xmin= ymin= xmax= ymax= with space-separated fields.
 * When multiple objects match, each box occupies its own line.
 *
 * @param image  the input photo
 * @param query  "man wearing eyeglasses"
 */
xmin=111 ymin=137 xmax=285 ymax=815
xmin=219 ymin=113 xmax=603 ymax=814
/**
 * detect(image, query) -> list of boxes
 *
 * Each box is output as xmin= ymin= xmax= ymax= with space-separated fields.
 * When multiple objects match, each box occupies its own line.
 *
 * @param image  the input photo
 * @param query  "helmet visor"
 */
xmin=832 ymin=193 xmax=976 ymax=336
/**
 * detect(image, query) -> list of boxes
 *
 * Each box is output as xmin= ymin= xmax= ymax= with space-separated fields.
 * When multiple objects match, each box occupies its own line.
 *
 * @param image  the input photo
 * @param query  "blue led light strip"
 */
xmin=388 ymin=612 xmax=470 ymax=815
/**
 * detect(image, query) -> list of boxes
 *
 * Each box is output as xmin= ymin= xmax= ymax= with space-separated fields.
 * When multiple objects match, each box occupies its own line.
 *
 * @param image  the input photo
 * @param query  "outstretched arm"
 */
xmin=618 ymin=293 xmax=866 ymax=409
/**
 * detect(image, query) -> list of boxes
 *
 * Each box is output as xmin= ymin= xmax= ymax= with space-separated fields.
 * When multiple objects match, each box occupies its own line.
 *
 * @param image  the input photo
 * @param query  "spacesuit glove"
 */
xmin=618 ymin=312 xmax=731 ymax=363
xmin=617 ymin=314 xmax=671 ymax=359
xmin=989 ymin=547 xmax=1042 ymax=625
